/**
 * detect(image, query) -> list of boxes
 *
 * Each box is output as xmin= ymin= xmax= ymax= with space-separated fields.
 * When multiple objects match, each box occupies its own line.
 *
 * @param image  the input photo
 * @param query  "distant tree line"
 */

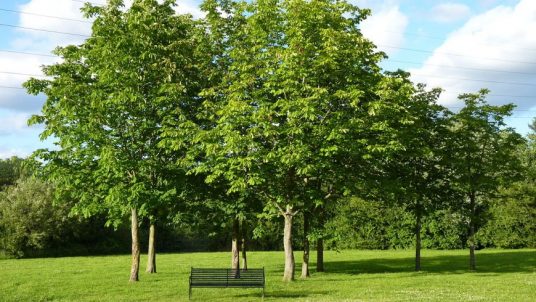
xmin=1 ymin=156 xmax=534 ymax=258
xmin=1 ymin=0 xmax=532 ymax=283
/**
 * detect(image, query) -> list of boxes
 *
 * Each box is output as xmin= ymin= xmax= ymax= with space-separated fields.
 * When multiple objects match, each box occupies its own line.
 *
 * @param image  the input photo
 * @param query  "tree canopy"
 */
xmin=17 ymin=0 xmax=534 ymax=283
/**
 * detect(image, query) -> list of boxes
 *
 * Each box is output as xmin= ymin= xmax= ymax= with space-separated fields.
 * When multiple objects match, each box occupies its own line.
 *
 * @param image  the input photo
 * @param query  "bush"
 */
xmin=478 ymin=192 xmax=536 ymax=248
xmin=0 ymin=178 xmax=70 ymax=257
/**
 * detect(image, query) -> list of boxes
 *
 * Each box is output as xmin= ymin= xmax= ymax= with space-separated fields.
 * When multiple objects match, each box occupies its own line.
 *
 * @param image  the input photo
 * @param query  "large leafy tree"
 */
xmin=159 ymin=0 xmax=251 ymax=271
xmin=449 ymin=90 xmax=524 ymax=270
xmin=188 ymin=0 xmax=412 ymax=281
xmin=25 ymin=0 xmax=201 ymax=281
xmin=382 ymin=81 xmax=456 ymax=271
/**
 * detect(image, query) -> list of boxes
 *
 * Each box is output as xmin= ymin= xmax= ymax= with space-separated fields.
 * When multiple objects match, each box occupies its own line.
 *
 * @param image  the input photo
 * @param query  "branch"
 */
xmin=262 ymin=191 xmax=285 ymax=216
xmin=273 ymin=201 xmax=285 ymax=216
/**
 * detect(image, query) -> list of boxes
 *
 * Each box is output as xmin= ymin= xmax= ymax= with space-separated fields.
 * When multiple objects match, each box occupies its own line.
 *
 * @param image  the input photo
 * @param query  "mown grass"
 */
xmin=0 ymin=249 xmax=534 ymax=301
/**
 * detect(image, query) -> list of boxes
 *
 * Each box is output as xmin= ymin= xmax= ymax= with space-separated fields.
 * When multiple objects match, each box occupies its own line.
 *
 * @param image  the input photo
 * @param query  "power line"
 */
xmin=0 ymin=85 xmax=24 ymax=90
xmin=0 ymin=23 xmax=89 ymax=37
xmin=374 ymin=30 xmax=536 ymax=53
xmin=448 ymin=105 xmax=535 ymax=110
xmin=1 ymin=4 xmax=533 ymax=57
xmin=379 ymin=45 xmax=536 ymax=66
xmin=5 ymin=22 xmax=534 ymax=66
xmin=411 ymin=73 xmax=536 ymax=87
xmin=2 ymin=2 xmax=536 ymax=55
xmin=0 ymin=49 xmax=57 ymax=57
xmin=1 ymin=22 xmax=536 ymax=90
xmin=388 ymin=59 xmax=536 ymax=76
xmin=0 ymin=8 xmax=91 ymax=23
xmin=0 ymin=71 xmax=46 ymax=77
xmin=441 ymin=92 xmax=536 ymax=99
xmin=2 ymin=24 xmax=536 ymax=68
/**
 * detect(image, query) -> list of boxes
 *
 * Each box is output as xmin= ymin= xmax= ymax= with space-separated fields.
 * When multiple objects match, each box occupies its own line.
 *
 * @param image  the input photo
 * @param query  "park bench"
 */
xmin=189 ymin=267 xmax=265 ymax=300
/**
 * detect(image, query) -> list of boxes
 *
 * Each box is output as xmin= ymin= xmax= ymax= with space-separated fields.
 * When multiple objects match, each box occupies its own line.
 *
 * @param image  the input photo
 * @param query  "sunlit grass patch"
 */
xmin=0 ymin=249 xmax=534 ymax=301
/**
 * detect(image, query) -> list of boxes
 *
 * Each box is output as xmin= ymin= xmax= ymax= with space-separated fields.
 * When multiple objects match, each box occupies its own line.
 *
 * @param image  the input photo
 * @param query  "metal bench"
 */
xmin=189 ymin=267 xmax=265 ymax=300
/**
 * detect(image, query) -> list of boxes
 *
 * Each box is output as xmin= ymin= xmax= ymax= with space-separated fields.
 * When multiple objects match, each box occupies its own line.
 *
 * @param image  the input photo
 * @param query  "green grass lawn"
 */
xmin=0 ymin=249 xmax=534 ymax=301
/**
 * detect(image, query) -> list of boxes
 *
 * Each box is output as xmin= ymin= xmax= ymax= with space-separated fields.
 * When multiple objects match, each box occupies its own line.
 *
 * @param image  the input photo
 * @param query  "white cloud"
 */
xmin=2 ymin=0 xmax=204 ymax=113
xmin=0 ymin=148 xmax=30 ymax=159
xmin=174 ymin=1 xmax=205 ymax=19
xmin=410 ymin=0 xmax=536 ymax=116
xmin=0 ymin=52 xmax=51 ymax=111
xmin=0 ymin=113 xmax=33 ymax=136
xmin=0 ymin=0 xmax=89 ymax=113
xmin=432 ymin=3 xmax=471 ymax=23
xmin=360 ymin=5 xmax=408 ymax=53
xmin=16 ymin=0 xmax=91 ymax=49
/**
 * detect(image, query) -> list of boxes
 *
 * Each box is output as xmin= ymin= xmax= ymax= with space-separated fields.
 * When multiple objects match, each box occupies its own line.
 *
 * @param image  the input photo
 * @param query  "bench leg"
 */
xmin=189 ymin=286 xmax=192 ymax=300
xmin=262 ymin=287 xmax=265 ymax=300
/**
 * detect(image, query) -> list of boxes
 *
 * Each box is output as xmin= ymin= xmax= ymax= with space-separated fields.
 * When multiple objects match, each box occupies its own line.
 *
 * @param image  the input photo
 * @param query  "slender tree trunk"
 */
xmin=316 ymin=205 xmax=325 ymax=272
xmin=231 ymin=218 xmax=240 ymax=272
xmin=283 ymin=205 xmax=295 ymax=282
xmin=146 ymin=222 xmax=156 ymax=273
xmin=130 ymin=208 xmax=140 ymax=282
xmin=415 ymin=209 xmax=422 ymax=272
xmin=469 ymin=192 xmax=476 ymax=271
xmin=241 ymin=222 xmax=248 ymax=271
xmin=316 ymin=238 xmax=324 ymax=272
xmin=301 ymin=212 xmax=310 ymax=278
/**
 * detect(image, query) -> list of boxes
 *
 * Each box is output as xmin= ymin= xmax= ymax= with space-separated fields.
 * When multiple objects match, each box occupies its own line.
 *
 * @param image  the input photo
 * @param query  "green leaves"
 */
xmin=26 ymin=0 xmax=202 ymax=225
xmin=187 ymin=1 xmax=417 ymax=221
xmin=450 ymin=90 xmax=525 ymax=195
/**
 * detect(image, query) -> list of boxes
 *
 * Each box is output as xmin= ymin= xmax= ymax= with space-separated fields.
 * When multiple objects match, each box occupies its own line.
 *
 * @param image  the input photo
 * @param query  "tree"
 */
xmin=382 ymin=80 xmax=456 ymax=271
xmin=190 ymin=0 xmax=413 ymax=281
xmin=449 ymin=90 xmax=524 ymax=270
xmin=25 ymin=0 xmax=201 ymax=281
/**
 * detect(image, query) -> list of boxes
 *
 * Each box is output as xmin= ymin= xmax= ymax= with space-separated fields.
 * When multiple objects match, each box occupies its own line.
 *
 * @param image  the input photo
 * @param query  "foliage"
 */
xmin=24 ymin=0 xmax=202 ymax=226
xmin=0 ymin=157 xmax=28 ymax=189
xmin=448 ymin=91 xmax=525 ymax=266
xmin=8 ymin=0 xmax=534 ymax=284
xmin=478 ymin=196 xmax=536 ymax=248
xmin=421 ymin=210 xmax=466 ymax=249
xmin=325 ymin=197 xmax=468 ymax=250
xmin=477 ymin=120 xmax=536 ymax=248
xmin=0 ymin=178 xmax=68 ymax=258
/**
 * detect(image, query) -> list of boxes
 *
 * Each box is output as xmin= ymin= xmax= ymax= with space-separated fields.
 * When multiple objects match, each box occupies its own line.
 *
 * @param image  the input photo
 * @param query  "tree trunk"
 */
xmin=130 ymin=208 xmax=140 ymax=282
xmin=231 ymin=218 xmax=240 ymax=272
xmin=316 ymin=238 xmax=324 ymax=272
xmin=415 ymin=209 xmax=422 ymax=272
xmin=301 ymin=212 xmax=310 ymax=278
xmin=316 ymin=205 xmax=325 ymax=272
xmin=469 ymin=192 xmax=476 ymax=271
xmin=241 ymin=222 xmax=248 ymax=271
xmin=146 ymin=222 xmax=156 ymax=273
xmin=282 ymin=205 xmax=295 ymax=282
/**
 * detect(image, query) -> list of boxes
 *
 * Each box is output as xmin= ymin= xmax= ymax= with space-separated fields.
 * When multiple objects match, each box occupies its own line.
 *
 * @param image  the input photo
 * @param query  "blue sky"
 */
xmin=0 ymin=0 xmax=535 ymax=158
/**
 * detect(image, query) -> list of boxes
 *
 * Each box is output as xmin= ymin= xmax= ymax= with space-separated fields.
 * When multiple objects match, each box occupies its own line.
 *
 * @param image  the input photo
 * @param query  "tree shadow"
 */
xmin=256 ymin=290 xmax=329 ymax=299
xmin=320 ymin=250 xmax=536 ymax=275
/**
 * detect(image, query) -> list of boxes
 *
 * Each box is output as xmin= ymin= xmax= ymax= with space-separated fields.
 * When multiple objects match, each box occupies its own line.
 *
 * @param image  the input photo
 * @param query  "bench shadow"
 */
xmin=317 ymin=250 xmax=536 ymax=275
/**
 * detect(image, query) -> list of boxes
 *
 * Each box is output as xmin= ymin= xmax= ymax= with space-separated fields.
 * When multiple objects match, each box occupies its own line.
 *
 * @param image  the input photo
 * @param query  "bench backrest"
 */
xmin=190 ymin=268 xmax=265 ymax=287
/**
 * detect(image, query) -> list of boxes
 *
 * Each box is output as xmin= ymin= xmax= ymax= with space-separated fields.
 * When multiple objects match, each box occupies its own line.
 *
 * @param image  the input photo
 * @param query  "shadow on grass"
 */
xmin=319 ymin=250 xmax=536 ymax=275
xmin=248 ymin=290 xmax=329 ymax=299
